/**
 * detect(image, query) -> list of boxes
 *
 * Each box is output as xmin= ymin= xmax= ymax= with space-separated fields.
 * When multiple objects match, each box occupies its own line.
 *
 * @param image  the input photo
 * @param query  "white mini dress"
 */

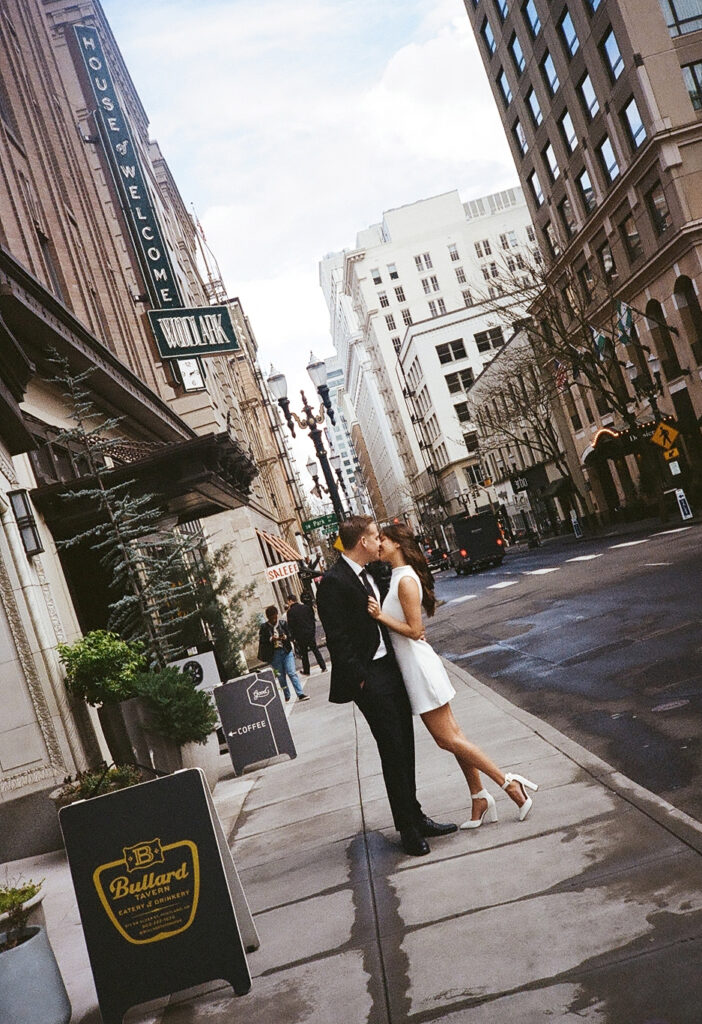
xmin=382 ymin=565 xmax=456 ymax=716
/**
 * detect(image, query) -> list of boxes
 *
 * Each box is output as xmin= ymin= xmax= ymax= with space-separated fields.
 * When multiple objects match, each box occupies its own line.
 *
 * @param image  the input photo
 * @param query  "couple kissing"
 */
xmin=316 ymin=515 xmax=537 ymax=857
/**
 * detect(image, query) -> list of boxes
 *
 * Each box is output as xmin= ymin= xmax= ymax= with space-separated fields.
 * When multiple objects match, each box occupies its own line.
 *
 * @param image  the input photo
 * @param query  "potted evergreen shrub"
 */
xmin=57 ymin=630 xmax=145 ymax=764
xmin=0 ymin=879 xmax=71 ymax=1024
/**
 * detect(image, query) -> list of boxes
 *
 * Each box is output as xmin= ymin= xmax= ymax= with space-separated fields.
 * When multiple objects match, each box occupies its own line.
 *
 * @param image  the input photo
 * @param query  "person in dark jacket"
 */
xmin=285 ymin=595 xmax=326 ymax=675
xmin=257 ymin=605 xmax=309 ymax=702
xmin=316 ymin=515 xmax=456 ymax=857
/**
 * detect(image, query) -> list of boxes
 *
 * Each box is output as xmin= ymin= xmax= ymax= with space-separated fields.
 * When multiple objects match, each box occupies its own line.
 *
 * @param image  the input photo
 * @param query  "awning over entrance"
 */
xmin=31 ymin=432 xmax=257 ymax=540
xmin=255 ymin=528 xmax=301 ymax=563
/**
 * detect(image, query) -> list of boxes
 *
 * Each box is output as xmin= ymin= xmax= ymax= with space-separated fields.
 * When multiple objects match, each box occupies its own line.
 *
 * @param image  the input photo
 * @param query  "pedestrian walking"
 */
xmin=285 ymin=595 xmax=326 ymax=675
xmin=257 ymin=605 xmax=309 ymax=702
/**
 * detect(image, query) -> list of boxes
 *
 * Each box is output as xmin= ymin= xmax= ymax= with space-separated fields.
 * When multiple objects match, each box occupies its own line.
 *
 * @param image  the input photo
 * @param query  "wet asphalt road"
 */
xmin=427 ymin=521 xmax=702 ymax=822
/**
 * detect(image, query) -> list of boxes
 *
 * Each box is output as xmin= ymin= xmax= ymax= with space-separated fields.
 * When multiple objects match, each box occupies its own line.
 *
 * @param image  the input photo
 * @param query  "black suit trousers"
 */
xmin=355 ymin=654 xmax=422 ymax=832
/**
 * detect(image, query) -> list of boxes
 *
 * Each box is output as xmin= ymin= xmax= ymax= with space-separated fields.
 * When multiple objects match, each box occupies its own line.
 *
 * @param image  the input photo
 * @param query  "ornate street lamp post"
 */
xmin=625 ymin=353 xmax=664 ymax=419
xmin=267 ymin=360 xmax=346 ymax=522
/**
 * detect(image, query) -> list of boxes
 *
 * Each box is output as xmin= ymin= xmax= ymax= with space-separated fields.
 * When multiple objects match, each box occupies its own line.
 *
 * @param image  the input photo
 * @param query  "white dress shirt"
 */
xmin=341 ymin=554 xmax=388 ymax=659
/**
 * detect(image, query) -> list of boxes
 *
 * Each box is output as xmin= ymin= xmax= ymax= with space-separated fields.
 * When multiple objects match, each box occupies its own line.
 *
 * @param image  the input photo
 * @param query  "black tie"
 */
xmin=359 ymin=568 xmax=376 ymax=598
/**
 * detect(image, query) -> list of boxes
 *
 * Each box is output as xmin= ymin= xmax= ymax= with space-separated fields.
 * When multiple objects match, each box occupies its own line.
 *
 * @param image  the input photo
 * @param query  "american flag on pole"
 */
xmin=553 ymin=359 xmax=568 ymax=392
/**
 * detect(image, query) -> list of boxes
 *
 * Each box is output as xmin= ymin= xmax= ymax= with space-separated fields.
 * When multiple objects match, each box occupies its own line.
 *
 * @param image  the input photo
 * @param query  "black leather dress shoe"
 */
xmin=419 ymin=816 xmax=458 ymax=838
xmin=400 ymin=827 xmax=430 ymax=856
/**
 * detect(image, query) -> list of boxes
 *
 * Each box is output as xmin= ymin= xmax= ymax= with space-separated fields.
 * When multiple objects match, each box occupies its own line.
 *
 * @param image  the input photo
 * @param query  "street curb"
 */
xmin=444 ymin=659 xmax=702 ymax=856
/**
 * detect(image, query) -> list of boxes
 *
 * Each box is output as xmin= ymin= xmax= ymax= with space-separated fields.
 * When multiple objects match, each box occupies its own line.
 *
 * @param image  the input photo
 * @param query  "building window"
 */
xmin=391 ymin=336 xmax=401 ymax=354
xmin=481 ymin=17 xmax=497 ymax=54
xmin=8 ymin=491 xmax=44 ymax=557
xmin=502 ymin=230 xmax=518 ymax=248
xmin=559 ymin=9 xmax=580 ymax=56
xmin=489 ymin=261 xmax=500 ymax=278
xmin=428 ymin=300 xmax=438 ymax=317
xmin=544 ymin=221 xmax=561 ymax=257
xmin=463 ymin=289 xmax=473 ymax=306
xmin=401 ymin=307 xmax=413 ymax=325
xmin=523 ymin=0 xmax=541 ymax=36
xmin=385 ymin=313 xmax=396 ymax=330
xmin=682 ymin=60 xmax=702 ymax=109
xmin=660 ymin=0 xmax=702 ymax=38
xmin=646 ymin=181 xmax=672 ymax=235
xmin=437 ymin=339 xmax=468 ymax=364
xmin=456 ymin=266 xmax=467 ymax=283
xmin=448 ymin=243 xmax=460 ymax=261
xmin=526 ymin=224 xmax=536 ymax=242
xmin=430 ymin=275 xmax=440 ymax=291
xmin=394 ymin=285 xmax=406 ymax=302
xmin=498 ymin=68 xmax=513 ymax=106
xmin=528 ymin=169 xmax=545 ymax=206
xmin=527 ymin=87 xmax=543 ymax=126
xmin=620 ymin=212 xmax=643 ymax=261
xmin=597 ymin=135 xmax=620 ymax=183
xmin=597 ymin=240 xmax=617 ymax=279
xmin=414 ymin=252 xmax=433 ymax=270
xmin=558 ymin=196 xmax=576 ymax=238
xmin=454 ymin=401 xmax=472 ymax=424
xmin=541 ymin=51 xmax=560 ymax=95
xmin=481 ymin=266 xmax=491 ymax=281
xmin=577 ymin=262 xmax=594 ymax=301
xmin=446 ymin=368 xmax=475 ymax=394
xmin=474 ymin=239 xmax=491 ymax=257
xmin=601 ymin=28 xmax=624 ymax=80
xmin=510 ymin=33 xmax=526 ymax=73
xmin=577 ymin=168 xmax=596 ymax=212
xmin=495 ymin=0 xmax=509 ymax=20
xmin=623 ymin=97 xmax=647 ymax=149
xmin=578 ymin=74 xmax=599 ymax=119
xmin=543 ymin=142 xmax=560 ymax=180
xmin=559 ymin=109 xmax=578 ymax=152
xmin=421 ymin=278 xmax=431 ymax=294
xmin=437 ymin=298 xmax=446 ymax=314
xmin=513 ymin=118 xmax=528 ymax=154
xmin=371 ymin=268 xmax=382 ymax=284
xmin=423 ymin=252 xmax=433 ymax=269
xmin=474 ymin=326 xmax=505 ymax=351
xmin=36 ymin=231 xmax=65 ymax=301
xmin=387 ymin=262 xmax=399 ymax=279
xmin=585 ymin=0 xmax=601 ymax=11
xmin=379 ymin=291 xmax=389 ymax=308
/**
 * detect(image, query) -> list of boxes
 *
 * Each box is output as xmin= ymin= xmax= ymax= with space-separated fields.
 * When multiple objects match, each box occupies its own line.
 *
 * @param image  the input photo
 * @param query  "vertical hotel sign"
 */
xmin=72 ymin=26 xmax=182 ymax=310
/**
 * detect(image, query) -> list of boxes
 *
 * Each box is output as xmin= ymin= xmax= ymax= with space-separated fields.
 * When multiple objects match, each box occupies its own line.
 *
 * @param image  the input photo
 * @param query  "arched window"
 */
xmin=673 ymin=275 xmax=702 ymax=366
xmin=646 ymin=298 xmax=681 ymax=379
xmin=627 ymin=325 xmax=650 ymax=383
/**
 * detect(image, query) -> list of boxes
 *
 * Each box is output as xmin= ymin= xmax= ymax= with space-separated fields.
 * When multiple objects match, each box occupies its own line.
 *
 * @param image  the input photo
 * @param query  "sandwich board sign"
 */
xmin=59 ymin=769 xmax=258 ymax=1024
xmin=215 ymin=668 xmax=296 ymax=775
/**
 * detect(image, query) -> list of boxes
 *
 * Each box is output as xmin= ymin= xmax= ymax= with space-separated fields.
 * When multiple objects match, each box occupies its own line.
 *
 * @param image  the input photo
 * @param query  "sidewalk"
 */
xmin=7 ymin=660 xmax=702 ymax=1023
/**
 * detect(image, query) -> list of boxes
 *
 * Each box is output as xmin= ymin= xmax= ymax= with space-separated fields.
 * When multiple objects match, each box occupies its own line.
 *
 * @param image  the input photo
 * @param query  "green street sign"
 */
xmin=302 ymin=514 xmax=339 ymax=535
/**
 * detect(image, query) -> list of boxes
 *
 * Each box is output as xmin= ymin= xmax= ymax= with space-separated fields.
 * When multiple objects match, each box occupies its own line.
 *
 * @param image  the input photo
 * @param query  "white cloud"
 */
xmin=102 ymin=0 xmax=518 ymax=408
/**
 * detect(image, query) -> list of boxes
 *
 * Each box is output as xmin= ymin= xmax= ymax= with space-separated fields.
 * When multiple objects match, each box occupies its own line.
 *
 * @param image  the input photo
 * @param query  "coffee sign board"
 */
xmin=59 ymin=770 xmax=255 ymax=1024
xmin=215 ymin=669 xmax=297 ymax=775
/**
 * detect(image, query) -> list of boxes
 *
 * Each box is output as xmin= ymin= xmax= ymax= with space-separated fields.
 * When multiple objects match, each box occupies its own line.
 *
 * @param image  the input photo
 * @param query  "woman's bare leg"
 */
xmin=421 ymin=703 xmax=526 ymax=817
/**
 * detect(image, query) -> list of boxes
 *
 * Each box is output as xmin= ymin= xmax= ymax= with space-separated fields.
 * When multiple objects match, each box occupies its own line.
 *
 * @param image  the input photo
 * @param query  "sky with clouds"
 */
xmin=101 ymin=0 xmax=518 ymax=437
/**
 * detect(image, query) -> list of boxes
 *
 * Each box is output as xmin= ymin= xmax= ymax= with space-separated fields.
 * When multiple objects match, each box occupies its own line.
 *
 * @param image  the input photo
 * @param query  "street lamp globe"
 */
xmin=306 ymin=456 xmax=318 ymax=479
xmin=306 ymin=352 xmax=327 ymax=389
xmin=625 ymin=360 xmax=637 ymax=383
xmin=647 ymin=352 xmax=661 ymax=377
xmin=330 ymin=452 xmax=342 ymax=472
xmin=266 ymin=364 xmax=288 ymax=401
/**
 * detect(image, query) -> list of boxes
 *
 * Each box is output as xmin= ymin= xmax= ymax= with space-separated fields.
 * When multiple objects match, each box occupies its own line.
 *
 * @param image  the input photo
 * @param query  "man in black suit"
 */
xmin=285 ymin=595 xmax=326 ymax=675
xmin=316 ymin=515 xmax=456 ymax=856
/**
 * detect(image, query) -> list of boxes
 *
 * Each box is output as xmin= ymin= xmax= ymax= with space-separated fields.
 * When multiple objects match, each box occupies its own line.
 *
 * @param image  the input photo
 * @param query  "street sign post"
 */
xmin=302 ymin=514 xmax=339 ymax=535
xmin=675 ymin=488 xmax=693 ymax=520
xmin=650 ymin=422 xmax=679 ymax=450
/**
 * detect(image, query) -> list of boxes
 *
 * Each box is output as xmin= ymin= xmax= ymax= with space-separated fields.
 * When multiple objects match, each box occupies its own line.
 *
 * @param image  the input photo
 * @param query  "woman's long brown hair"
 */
xmin=382 ymin=523 xmax=437 ymax=617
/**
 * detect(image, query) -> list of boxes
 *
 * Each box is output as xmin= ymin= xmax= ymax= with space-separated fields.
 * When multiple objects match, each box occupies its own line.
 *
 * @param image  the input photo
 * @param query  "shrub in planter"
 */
xmin=57 ymin=630 xmax=145 ymax=707
xmin=50 ymin=763 xmax=148 ymax=809
xmin=132 ymin=666 xmax=218 ymax=746
xmin=0 ymin=878 xmax=71 ymax=1024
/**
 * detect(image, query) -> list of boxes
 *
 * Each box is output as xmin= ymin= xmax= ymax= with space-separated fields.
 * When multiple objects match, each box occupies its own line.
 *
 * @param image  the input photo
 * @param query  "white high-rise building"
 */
xmin=320 ymin=187 xmax=536 ymax=523
xmin=323 ymin=354 xmax=372 ymax=515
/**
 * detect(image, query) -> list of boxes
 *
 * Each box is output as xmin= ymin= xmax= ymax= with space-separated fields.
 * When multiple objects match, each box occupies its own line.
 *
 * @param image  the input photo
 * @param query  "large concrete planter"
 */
xmin=0 ymin=925 xmax=71 ymax=1024
xmin=180 ymin=732 xmax=221 ymax=791
xmin=96 ymin=702 xmax=134 ymax=765
xmin=0 ymin=891 xmax=45 ymax=933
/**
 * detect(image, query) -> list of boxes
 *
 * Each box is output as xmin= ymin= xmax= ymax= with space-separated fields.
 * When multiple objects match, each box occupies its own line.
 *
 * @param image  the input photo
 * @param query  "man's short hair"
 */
xmin=264 ymin=605 xmax=278 ymax=621
xmin=338 ymin=514 xmax=374 ymax=551
xmin=285 ymin=595 xmax=296 ymax=606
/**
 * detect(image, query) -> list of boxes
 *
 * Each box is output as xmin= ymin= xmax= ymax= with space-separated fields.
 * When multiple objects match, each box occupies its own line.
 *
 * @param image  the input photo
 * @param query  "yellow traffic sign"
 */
xmin=651 ymin=422 xmax=679 ymax=450
xmin=664 ymin=447 xmax=680 ymax=462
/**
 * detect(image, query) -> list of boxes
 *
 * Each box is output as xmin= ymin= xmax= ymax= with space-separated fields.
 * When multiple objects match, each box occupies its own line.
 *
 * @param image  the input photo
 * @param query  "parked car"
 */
xmin=447 ymin=511 xmax=505 ymax=574
xmin=424 ymin=545 xmax=450 ymax=573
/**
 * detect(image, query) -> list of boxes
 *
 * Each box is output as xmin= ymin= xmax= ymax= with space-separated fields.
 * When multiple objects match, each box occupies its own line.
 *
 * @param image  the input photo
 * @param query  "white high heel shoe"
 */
xmin=502 ymin=773 xmax=538 ymax=821
xmin=460 ymin=789 xmax=498 ymax=830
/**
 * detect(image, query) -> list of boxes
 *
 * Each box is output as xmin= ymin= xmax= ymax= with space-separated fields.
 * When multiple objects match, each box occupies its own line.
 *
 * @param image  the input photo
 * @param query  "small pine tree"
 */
xmin=47 ymin=353 xmax=205 ymax=667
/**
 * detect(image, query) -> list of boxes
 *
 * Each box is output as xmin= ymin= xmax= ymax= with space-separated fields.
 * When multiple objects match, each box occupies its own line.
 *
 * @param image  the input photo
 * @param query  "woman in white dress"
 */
xmin=367 ymin=523 xmax=537 ymax=828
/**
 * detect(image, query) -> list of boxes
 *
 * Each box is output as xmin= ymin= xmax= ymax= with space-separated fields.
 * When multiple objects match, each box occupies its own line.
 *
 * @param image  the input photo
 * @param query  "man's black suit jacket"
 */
xmin=316 ymin=556 xmax=391 ymax=704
